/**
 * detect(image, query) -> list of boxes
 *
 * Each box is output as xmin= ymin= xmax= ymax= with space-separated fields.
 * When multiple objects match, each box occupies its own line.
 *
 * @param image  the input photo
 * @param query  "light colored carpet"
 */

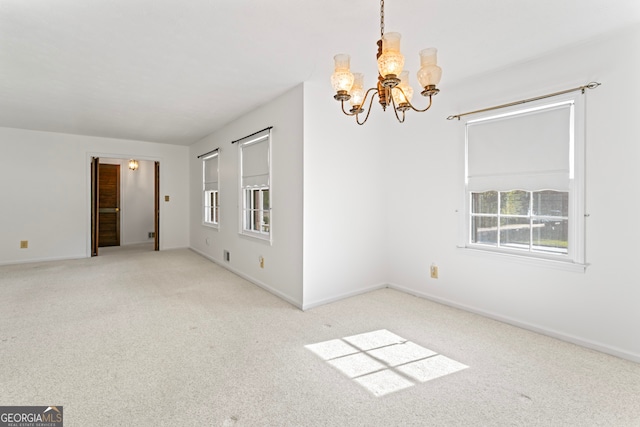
xmin=1 ymin=246 xmax=639 ymax=426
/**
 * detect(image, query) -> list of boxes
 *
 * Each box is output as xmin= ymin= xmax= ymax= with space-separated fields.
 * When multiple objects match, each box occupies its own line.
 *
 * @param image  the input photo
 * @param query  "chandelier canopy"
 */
xmin=331 ymin=0 xmax=442 ymax=125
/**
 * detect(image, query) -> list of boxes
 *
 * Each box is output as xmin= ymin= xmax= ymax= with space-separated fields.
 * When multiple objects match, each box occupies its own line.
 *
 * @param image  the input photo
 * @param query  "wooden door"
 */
xmin=98 ymin=164 xmax=120 ymax=247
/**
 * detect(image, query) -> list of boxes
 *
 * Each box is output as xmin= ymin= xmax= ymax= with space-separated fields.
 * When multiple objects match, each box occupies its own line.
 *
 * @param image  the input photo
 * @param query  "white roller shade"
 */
xmin=203 ymin=153 xmax=218 ymax=191
xmin=466 ymin=102 xmax=573 ymax=192
xmin=241 ymin=132 xmax=269 ymax=187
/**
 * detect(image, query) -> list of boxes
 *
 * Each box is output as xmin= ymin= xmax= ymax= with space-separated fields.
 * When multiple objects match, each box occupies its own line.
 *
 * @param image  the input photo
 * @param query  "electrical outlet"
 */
xmin=259 ymin=256 xmax=264 ymax=269
xmin=430 ymin=264 xmax=439 ymax=279
xmin=20 ymin=240 xmax=28 ymax=249
xmin=224 ymin=250 xmax=230 ymax=262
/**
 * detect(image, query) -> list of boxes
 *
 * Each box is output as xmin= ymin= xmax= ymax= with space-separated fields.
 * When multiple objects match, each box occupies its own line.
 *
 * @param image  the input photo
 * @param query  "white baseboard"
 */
xmin=301 ymin=283 xmax=388 ymax=311
xmin=0 ymin=254 xmax=87 ymax=266
xmin=120 ymin=241 xmax=155 ymax=246
xmin=189 ymin=247 xmax=303 ymax=309
xmin=388 ymin=282 xmax=640 ymax=364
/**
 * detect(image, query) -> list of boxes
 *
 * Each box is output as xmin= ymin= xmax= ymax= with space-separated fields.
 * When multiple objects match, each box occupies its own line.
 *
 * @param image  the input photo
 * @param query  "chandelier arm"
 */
xmin=390 ymin=96 xmax=406 ymax=123
xmin=359 ymin=87 xmax=379 ymax=112
xmin=340 ymin=100 xmax=357 ymax=116
xmin=406 ymin=95 xmax=434 ymax=113
xmin=356 ymin=89 xmax=379 ymax=125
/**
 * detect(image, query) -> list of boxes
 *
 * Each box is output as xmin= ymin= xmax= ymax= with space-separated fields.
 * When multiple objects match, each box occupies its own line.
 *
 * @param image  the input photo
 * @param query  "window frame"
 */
xmin=202 ymin=151 xmax=220 ymax=228
xmin=470 ymin=189 xmax=569 ymax=255
xmin=204 ymin=188 xmax=219 ymax=226
xmin=239 ymin=132 xmax=272 ymax=243
xmin=243 ymin=186 xmax=270 ymax=235
xmin=461 ymin=92 xmax=587 ymax=271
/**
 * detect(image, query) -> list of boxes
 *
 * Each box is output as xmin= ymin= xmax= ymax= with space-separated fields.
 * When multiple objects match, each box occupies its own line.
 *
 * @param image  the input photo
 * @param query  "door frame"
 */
xmin=91 ymin=157 xmax=99 ymax=256
xmin=154 ymin=161 xmax=160 ymax=251
xmin=89 ymin=154 xmax=161 ymax=256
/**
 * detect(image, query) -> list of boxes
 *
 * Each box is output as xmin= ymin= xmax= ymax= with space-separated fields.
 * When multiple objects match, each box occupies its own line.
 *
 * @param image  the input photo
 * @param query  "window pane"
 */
xmin=532 ymin=190 xmax=568 ymax=217
xmin=472 ymin=191 xmax=497 ymax=214
xmin=262 ymin=211 xmax=270 ymax=233
xmin=253 ymin=189 xmax=260 ymax=210
xmin=500 ymin=217 xmax=530 ymax=249
xmin=253 ymin=209 xmax=260 ymax=231
xmin=245 ymin=209 xmax=254 ymax=230
xmin=532 ymin=219 xmax=568 ymax=254
xmin=262 ymin=189 xmax=270 ymax=210
xmin=471 ymin=216 xmax=497 ymax=245
xmin=500 ymin=190 xmax=530 ymax=215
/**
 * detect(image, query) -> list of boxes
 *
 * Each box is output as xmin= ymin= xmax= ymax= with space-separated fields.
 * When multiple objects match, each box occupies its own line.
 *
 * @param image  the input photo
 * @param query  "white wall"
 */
xmin=0 ymin=127 xmax=189 ymax=265
xmin=189 ymin=85 xmax=304 ymax=307
xmin=385 ymin=24 xmax=640 ymax=361
xmin=301 ymin=81 xmax=389 ymax=309
xmin=188 ymin=81 xmax=390 ymax=310
xmin=100 ymin=158 xmax=155 ymax=246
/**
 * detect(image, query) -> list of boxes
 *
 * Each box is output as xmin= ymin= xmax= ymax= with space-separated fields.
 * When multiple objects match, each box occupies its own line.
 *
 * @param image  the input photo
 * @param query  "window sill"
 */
xmin=239 ymin=230 xmax=271 ymax=244
xmin=457 ymin=245 xmax=588 ymax=273
xmin=202 ymin=222 xmax=219 ymax=230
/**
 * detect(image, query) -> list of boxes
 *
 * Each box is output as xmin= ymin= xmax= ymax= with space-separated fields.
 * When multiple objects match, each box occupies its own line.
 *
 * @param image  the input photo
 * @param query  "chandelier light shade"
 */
xmin=349 ymin=73 xmax=365 ymax=109
xmin=331 ymin=0 xmax=442 ymax=124
xmin=377 ymin=32 xmax=405 ymax=83
xmin=392 ymin=71 xmax=414 ymax=108
xmin=331 ymin=54 xmax=355 ymax=99
xmin=128 ymin=159 xmax=139 ymax=171
xmin=417 ymin=48 xmax=442 ymax=95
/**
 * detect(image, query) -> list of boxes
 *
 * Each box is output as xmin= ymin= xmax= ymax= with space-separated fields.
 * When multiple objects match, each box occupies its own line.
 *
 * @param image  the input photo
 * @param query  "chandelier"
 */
xmin=331 ymin=0 xmax=442 ymax=125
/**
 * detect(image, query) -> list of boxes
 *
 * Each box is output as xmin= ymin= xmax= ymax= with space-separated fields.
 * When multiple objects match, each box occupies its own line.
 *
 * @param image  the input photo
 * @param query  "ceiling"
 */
xmin=1 ymin=1 xmax=639 ymax=146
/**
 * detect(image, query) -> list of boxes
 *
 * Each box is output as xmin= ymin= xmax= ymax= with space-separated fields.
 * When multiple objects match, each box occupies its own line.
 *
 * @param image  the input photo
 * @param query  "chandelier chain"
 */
xmin=380 ymin=0 xmax=385 ymax=37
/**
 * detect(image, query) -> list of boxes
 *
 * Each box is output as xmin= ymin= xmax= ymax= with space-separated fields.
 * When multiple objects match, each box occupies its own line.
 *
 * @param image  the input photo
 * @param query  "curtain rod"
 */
xmin=231 ymin=126 xmax=273 ymax=144
xmin=446 ymin=82 xmax=601 ymax=121
xmin=197 ymin=148 xmax=219 ymax=159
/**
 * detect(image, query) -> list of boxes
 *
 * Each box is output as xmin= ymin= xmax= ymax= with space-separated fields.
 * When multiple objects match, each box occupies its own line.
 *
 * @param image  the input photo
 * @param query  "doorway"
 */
xmin=91 ymin=157 xmax=160 ymax=256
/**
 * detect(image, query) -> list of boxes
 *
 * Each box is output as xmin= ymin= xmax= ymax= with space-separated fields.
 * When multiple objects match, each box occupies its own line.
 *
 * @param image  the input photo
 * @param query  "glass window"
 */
xmin=202 ymin=152 xmax=219 ymax=227
xmin=471 ymin=190 xmax=569 ymax=255
xmin=464 ymin=93 xmax=585 ymax=267
xmin=239 ymin=130 xmax=271 ymax=241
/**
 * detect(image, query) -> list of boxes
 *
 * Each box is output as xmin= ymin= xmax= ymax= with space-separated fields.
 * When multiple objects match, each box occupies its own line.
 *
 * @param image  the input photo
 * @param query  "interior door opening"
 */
xmin=91 ymin=157 xmax=160 ymax=256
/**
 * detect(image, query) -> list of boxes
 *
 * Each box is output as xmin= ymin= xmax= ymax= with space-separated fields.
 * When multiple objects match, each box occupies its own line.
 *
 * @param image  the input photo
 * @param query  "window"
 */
xmin=244 ymin=187 xmax=270 ymax=233
xmin=239 ymin=129 xmax=271 ymax=240
xmin=202 ymin=150 xmax=219 ymax=227
xmin=471 ymin=190 xmax=568 ymax=255
xmin=464 ymin=93 xmax=585 ymax=268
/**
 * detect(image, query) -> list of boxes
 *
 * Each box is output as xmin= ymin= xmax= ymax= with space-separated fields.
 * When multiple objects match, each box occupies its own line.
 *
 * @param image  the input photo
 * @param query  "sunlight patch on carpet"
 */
xmin=306 ymin=329 xmax=468 ymax=397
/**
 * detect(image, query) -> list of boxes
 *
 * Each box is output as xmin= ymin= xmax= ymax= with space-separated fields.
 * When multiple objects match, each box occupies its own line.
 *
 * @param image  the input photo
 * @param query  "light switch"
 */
xmin=164 ymin=195 xmax=170 ymax=202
